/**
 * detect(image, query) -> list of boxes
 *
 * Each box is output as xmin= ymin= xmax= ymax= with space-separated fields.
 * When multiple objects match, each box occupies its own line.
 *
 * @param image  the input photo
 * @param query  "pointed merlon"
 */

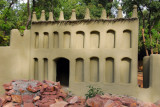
xmin=101 ymin=9 xmax=106 ymax=19
xmin=48 ymin=12 xmax=54 ymax=21
xmin=132 ymin=5 xmax=137 ymax=18
xmin=85 ymin=8 xmax=90 ymax=19
xmin=32 ymin=12 xmax=37 ymax=22
xmin=40 ymin=10 xmax=46 ymax=21
xmin=70 ymin=9 xmax=76 ymax=21
xmin=59 ymin=11 xmax=64 ymax=21
xmin=117 ymin=6 xmax=123 ymax=18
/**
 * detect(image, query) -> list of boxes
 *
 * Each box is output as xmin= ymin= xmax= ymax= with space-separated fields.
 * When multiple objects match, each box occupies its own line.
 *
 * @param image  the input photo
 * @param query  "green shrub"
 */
xmin=85 ymin=85 xmax=104 ymax=99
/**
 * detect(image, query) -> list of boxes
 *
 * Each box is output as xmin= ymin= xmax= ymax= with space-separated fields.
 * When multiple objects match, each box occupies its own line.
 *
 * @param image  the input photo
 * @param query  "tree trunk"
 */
xmin=142 ymin=28 xmax=149 ymax=56
xmin=134 ymin=2 xmax=149 ymax=56
xmin=148 ymin=0 xmax=153 ymax=54
xmin=149 ymin=33 xmax=153 ymax=54
xmin=33 ymin=0 xmax=36 ymax=11
xmin=142 ymin=15 xmax=149 ymax=56
xmin=26 ymin=0 xmax=31 ymax=29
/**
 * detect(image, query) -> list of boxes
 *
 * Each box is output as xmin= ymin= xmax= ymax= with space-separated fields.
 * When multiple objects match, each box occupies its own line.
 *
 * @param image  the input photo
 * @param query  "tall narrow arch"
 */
xmin=105 ymin=30 xmax=115 ymax=48
xmin=43 ymin=58 xmax=48 ymax=80
xmin=76 ymin=31 xmax=85 ymax=49
xmin=34 ymin=58 xmax=38 ymax=80
xmin=35 ymin=32 xmax=39 ymax=48
xmin=120 ymin=57 xmax=131 ymax=83
xmin=90 ymin=57 xmax=99 ymax=82
xmin=63 ymin=31 xmax=71 ymax=48
xmin=121 ymin=30 xmax=131 ymax=48
xmin=90 ymin=31 xmax=100 ymax=48
xmin=43 ymin=32 xmax=49 ymax=48
xmin=105 ymin=57 xmax=114 ymax=83
xmin=53 ymin=31 xmax=59 ymax=48
xmin=75 ymin=58 xmax=84 ymax=82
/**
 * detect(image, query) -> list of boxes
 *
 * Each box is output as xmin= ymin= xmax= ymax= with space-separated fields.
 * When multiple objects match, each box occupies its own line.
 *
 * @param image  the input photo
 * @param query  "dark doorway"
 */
xmin=56 ymin=58 xmax=69 ymax=86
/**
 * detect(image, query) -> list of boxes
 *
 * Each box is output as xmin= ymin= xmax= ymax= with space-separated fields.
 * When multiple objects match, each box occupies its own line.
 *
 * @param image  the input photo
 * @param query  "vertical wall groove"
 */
xmin=90 ymin=57 xmax=99 ymax=82
xmin=63 ymin=31 xmax=71 ymax=48
xmin=35 ymin=32 xmax=39 ymax=48
xmin=75 ymin=58 xmax=84 ymax=82
xmin=43 ymin=32 xmax=49 ymax=48
xmin=53 ymin=32 xmax=59 ymax=48
xmin=120 ymin=58 xmax=131 ymax=83
xmin=76 ymin=31 xmax=85 ymax=49
xmin=90 ymin=31 xmax=100 ymax=48
xmin=34 ymin=58 xmax=38 ymax=80
xmin=105 ymin=58 xmax=114 ymax=83
xmin=105 ymin=30 xmax=115 ymax=48
xmin=121 ymin=30 xmax=131 ymax=48
xmin=44 ymin=58 xmax=48 ymax=80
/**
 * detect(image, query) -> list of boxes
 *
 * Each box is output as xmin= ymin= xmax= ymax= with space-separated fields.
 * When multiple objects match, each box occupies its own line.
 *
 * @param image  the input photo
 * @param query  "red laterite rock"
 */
xmin=11 ymin=95 xmax=22 ymax=104
xmin=22 ymin=94 xmax=34 ymax=103
xmin=3 ymin=83 xmax=13 ymax=91
xmin=5 ymin=95 xmax=12 ymax=102
xmin=3 ymin=102 xmax=13 ymax=107
xmin=24 ymin=102 xmax=35 ymax=107
xmin=5 ymin=89 xmax=15 ymax=96
xmin=27 ymin=85 xmax=39 ymax=93
xmin=50 ymin=101 xmax=68 ymax=107
xmin=33 ymin=96 xmax=40 ymax=102
xmin=0 ymin=96 xmax=6 ymax=106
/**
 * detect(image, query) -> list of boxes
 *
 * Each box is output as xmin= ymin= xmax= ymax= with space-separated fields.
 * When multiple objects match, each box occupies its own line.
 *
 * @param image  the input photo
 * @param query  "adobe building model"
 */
xmin=0 ymin=5 xmax=160 ymax=102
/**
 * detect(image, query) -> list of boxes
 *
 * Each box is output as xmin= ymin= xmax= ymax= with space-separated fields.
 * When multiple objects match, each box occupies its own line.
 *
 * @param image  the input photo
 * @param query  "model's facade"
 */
xmin=0 ymin=6 xmax=160 ymax=102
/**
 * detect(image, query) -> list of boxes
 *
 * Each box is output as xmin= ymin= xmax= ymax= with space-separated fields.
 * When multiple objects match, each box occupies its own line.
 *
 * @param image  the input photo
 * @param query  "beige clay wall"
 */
xmin=29 ymin=19 xmax=139 ymax=97
xmin=29 ymin=6 xmax=139 ymax=100
xmin=0 ymin=30 xmax=30 ymax=93
xmin=139 ymin=55 xmax=160 ymax=102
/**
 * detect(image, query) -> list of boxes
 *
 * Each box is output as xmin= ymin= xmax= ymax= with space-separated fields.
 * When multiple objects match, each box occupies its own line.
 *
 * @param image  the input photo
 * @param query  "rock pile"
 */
xmin=86 ymin=94 xmax=158 ymax=107
xmin=0 ymin=80 xmax=160 ymax=107
xmin=0 ymin=80 xmax=85 ymax=107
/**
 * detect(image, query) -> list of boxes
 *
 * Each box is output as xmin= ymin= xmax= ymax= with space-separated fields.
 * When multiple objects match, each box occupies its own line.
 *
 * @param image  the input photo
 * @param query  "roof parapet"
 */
xmin=117 ymin=6 xmax=123 ymax=18
xmin=59 ymin=11 xmax=64 ymax=21
xmin=40 ymin=10 xmax=46 ymax=21
xmin=32 ymin=12 xmax=37 ymax=22
xmin=84 ymin=8 xmax=90 ymax=20
xmin=32 ymin=6 xmax=138 ymax=23
xmin=70 ymin=9 xmax=76 ymax=21
xmin=132 ymin=5 xmax=138 ymax=18
xmin=48 ymin=12 xmax=54 ymax=21
xmin=101 ymin=9 xmax=106 ymax=19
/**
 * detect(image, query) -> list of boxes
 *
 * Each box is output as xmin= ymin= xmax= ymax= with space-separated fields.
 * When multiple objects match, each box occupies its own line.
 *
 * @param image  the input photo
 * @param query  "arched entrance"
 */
xmin=55 ymin=58 xmax=69 ymax=86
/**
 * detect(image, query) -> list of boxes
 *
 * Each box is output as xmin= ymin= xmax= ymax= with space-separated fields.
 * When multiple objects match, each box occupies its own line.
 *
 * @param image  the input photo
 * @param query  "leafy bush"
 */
xmin=0 ymin=31 xmax=10 ymax=46
xmin=85 ymin=85 xmax=104 ymax=99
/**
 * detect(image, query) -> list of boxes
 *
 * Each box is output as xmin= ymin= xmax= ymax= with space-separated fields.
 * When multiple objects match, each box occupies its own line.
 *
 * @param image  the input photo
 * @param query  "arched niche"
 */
xmin=63 ymin=31 xmax=71 ymax=48
xmin=121 ymin=30 xmax=131 ymax=48
xmin=90 ymin=31 xmax=100 ymax=48
xmin=43 ymin=58 xmax=48 ymax=80
xmin=105 ymin=57 xmax=114 ymax=83
xmin=35 ymin=32 xmax=39 ymax=48
xmin=34 ymin=58 xmax=38 ymax=80
xmin=90 ymin=57 xmax=99 ymax=82
xmin=75 ymin=58 xmax=84 ymax=82
xmin=53 ymin=32 xmax=59 ymax=48
xmin=120 ymin=57 xmax=131 ymax=83
xmin=105 ymin=30 xmax=115 ymax=48
xmin=76 ymin=31 xmax=85 ymax=49
xmin=43 ymin=32 xmax=49 ymax=48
